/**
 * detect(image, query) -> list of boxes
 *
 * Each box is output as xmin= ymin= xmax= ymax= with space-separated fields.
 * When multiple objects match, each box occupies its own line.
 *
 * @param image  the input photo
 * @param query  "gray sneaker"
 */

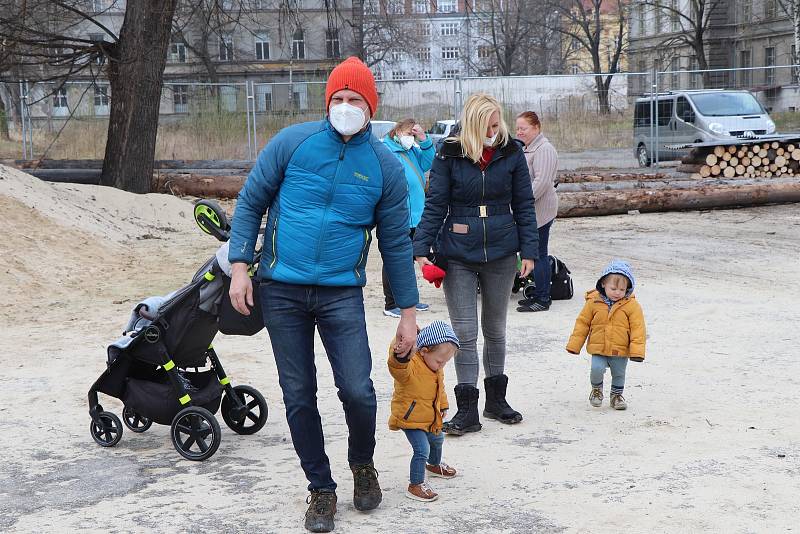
xmin=610 ymin=393 xmax=627 ymax=410
xmin=304 ymin=490 xmax=336 ymax=533
xmin=589 ymin=387 xmax=603 ymax=407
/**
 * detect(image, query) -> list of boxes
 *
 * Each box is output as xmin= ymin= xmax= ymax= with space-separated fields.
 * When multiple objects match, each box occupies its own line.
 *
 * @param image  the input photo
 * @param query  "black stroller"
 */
xmin=88 ymin=200 xmax=267 ymax=461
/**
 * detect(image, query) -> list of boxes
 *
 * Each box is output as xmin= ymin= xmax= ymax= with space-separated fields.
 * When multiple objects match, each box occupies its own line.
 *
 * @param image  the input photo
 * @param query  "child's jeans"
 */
xmin=590 ymin=355 xmax=628 ymax=394
xmin=402 ymin=429 xmax=444 ymax=485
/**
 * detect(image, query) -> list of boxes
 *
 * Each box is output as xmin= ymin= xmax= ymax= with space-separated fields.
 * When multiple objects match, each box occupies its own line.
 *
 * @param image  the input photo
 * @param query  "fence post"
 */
xmin=19 ymin=81 xmax=26 ymax=160
xmin=452 ymin=76 xmax=461 ymax=119
xmin=250 ymin=80 xmax=258 ymax=154
xmin=654 ymin=66 xmax=659 ymax=169
xmin=245 ymin=82 xmax=253 ymax=161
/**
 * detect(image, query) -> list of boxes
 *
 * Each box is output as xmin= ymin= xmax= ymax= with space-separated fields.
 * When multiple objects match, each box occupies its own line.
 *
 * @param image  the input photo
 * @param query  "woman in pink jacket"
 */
xmin=515 ymin=111 xmax=559 ymax=312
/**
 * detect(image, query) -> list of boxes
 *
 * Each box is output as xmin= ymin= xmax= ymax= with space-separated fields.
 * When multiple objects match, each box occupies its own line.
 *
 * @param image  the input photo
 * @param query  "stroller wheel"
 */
xmin=171 ymin=407 xmax=221 ymax=461
xmin=523 ymin=284 xmax=537 ymax=300
xmin=123 ymin=406 xmax=153 ymax=433
xmin=90 ymin=411 xmax=123 ymax=447
xmin=221 ymin=385 xmax=268 ymax=435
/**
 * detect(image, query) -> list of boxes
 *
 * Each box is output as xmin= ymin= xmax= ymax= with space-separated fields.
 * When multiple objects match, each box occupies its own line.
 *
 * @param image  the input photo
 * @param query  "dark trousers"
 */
xmin=260 ymin=280 xmax=377 ymax=492
xmin=531 ymin=219 xmax=554 ymax=302
xmin=382 ymin=228 xmax=416 ymax=310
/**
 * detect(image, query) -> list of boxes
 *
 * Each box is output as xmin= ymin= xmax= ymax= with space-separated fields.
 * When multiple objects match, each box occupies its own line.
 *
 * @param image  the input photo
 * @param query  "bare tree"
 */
xmin=776 ymin=0 xmax=800 ymax=80
xmin=0 ymin=1 xmax=179 ymax=193
xmin=549 ymin=0 xmax=627 ymax=114
xmin=639 ymin=0 xmax=725 ymax=87
xmin=338 ymin=0 xmax=418 ymax=67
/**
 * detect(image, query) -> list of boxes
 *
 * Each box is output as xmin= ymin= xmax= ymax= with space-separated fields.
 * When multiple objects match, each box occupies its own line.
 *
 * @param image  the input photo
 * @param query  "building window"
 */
xmin=636 ymin=4 xmax=646 ymax=36
xmin=326 ymin=30 xmax=340 ymax=59
xmin=173 ymin=85 xmax=188 ymax=113
xmin=416 ymin=47 xmax=431 ymax=61
xmin=443 ymin=69 xmax=460 ymax=79
xmin=255 ymin=34 xmax=270 ymax=60
xmin=477 ymin=46 xmax=492 ymax=59
xmin=218 ymin=34 xmax=234 ymax=61
xmin=418 ymin=70 xmax=431 ymax=79
xmin=654 ymin=4 xmax=662 ymax=32
xmin=670 ymin=58 xmax=679 ymax=89
xmin=793 ymin=45 xmax=799 ymax=84
xmin=413 ymin=0 xmax=429 ymax=13
xmin=571 ymin=64 xmax=580 ymax=75
xmin=93 ymin=85 xmax=109 ymax=114
xmin=221 ymin=85 xmax=237 ymax=112
xmin=89 ymin=33 xmax=106 ymax=65
xmin=739 ymin=50 xmax=752 ymax=86
xmin=255 ymin=84 xmax=272 ymax=111
xmin=292 ymin=28 xmax=305 ymax=59
xmin=741 ymin=0 xmax=752 ymax=22
xmin=441 ymin=46 xmax=459 ymax=60
xmin=387 ymin=0 xmax=404 ymax=14
xmin=169 ymin=41 xmax=187 ymax=63
xmin=373 ymin=70 xmax=383 ymax=80
xmin=249 ymin=0 xmax=267 ymax=9
xmin=53 ymin=86 xmax=68 ymax=115
xmin=480 ymin=21 xmax=492 ymax=36
xmin=91 ymin=0 xmax=106 ymax=11
xmin=765 ymin=46 xmax=775 ymax=85
xmin=440 ymin=22 xmax=459 ymax=36
xmin=392 ymin=70 xmax=407 ymax=80
xmin=765 ymin=0 xmax=777 ymax=19
xmin=416 ymin=23 xmax=431 ymax=38
xmin=364 ymin=0 xmax=377 ymax=14
xmin=437 ymin=0 xmax=456 ymax=13
xmin=689 ymin=55 xmax=699 ymax=89
xmin=670 ymin=0 xmax=680 ymax=31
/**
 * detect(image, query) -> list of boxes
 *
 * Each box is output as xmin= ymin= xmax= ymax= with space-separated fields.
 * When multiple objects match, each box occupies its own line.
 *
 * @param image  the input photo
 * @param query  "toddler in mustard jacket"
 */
xmin=388 ymin=321 xmax=460 ymax=502
xmin=566 ymin=260 xmax=646 ymax=410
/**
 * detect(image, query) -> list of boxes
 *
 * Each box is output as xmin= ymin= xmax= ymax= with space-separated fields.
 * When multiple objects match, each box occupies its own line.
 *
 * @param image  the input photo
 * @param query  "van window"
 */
xmin=676 ymin=97 xmax=694 ymax=123
xmin=689 ymin=92 xmax=764 ymax=116
xmin=657 ymin=99 xmax=673 ymax=126
xmin=634 ymin=101 xmax=651 ymax=127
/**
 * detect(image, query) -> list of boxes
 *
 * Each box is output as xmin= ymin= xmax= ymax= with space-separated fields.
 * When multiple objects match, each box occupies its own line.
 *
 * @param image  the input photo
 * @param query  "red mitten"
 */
xmin=422 ymin=264 xmax=446 ymax=288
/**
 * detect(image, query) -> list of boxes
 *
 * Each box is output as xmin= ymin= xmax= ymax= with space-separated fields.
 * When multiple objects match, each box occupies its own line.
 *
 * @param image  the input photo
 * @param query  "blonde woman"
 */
xmin=413 ymin=93 xmax=538 ymax=435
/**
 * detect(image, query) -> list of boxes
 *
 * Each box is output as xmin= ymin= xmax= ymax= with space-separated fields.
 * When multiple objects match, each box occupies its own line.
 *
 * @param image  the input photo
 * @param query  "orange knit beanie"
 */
xmin=325 ymin=57 xmax=378 ymax=115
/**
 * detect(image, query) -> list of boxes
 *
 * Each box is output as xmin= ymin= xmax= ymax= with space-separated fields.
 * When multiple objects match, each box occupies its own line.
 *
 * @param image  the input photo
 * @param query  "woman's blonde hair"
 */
xmin=450 ymin=93 xmax=509 ymax=164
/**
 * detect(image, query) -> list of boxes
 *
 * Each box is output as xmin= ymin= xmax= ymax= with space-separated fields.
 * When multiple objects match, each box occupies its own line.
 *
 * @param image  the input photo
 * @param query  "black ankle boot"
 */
xmin=483 ymin=374 xmax=523 ymax=424
xmin=442 ymin=384 xmax=482 ymax=435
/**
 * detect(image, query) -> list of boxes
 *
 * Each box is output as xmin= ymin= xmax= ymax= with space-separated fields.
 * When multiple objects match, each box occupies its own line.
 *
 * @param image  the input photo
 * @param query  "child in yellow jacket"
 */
xmin=388 ymin=321 xmax=460 ymax=502
xmin=566 ymin=260 xmax=646 ymax=410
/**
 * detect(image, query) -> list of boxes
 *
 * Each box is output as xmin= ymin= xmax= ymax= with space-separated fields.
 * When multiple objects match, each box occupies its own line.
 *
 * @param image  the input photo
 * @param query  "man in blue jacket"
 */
xmin=228 ymin=57 xmax=418 ymax=533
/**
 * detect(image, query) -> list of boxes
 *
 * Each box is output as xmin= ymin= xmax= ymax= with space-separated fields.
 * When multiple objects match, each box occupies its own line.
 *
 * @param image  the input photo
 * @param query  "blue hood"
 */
xmin=596 ymin=260 xmax=635 ymax=297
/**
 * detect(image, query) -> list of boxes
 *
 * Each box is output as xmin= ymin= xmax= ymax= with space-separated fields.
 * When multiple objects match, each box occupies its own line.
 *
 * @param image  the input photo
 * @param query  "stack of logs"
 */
xmin=681 ymin=141 xmax=800 ymax=179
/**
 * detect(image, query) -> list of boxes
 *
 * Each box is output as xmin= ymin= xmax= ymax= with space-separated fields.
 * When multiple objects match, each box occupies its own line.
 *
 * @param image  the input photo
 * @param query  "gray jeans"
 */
xmin=442 ymin=254 xmax=517 ymax=387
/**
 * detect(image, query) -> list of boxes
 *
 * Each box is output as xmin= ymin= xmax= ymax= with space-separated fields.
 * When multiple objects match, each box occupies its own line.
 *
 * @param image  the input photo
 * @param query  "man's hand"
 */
xmin=229 ymin=263 xmax=254 ymax=316
xmin=394 ymin=307 xmax=417 ymax=354
xmin=520 ymin=259 xmax=535 ymax=278
xmin=415 ymin=256 xmax=433 ymax=269
xmin=411 ymin=124 xmax=427 ymax=142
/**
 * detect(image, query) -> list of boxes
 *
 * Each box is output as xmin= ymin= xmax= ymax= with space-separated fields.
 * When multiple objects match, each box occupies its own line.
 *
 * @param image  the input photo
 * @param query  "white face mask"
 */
xmin=398 ymin=135 xmax=415 ymax=150
xmin=329 ymin=103 xmax=366 ymax=136
xmin=483 ymin=133 xmax=498 ymax=147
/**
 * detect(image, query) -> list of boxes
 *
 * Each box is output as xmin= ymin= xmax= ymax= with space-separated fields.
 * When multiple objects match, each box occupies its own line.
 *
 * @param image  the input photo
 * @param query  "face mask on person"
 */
xmin=397 ymin=135 xmax=415 ymax=150
xmin=329 ymin=103 xmax=366 ymax=136
xmin=483 ymin=133 xmax=498 ymax=147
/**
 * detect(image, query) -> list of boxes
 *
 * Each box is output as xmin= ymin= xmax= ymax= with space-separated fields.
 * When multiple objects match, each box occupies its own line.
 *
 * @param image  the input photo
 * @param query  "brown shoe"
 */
xmin=406 ymin=482 xmax=439 ymax=502
xmin=425 ymin=463 xmax=457 ymax=479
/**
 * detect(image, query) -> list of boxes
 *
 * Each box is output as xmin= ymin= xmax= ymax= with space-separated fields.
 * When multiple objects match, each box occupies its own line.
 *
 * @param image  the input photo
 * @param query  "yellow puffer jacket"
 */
xmin=566 ymin=290 xmax=646 ymax=358
xmin=387 ymin=345 xmax=449 ymax=434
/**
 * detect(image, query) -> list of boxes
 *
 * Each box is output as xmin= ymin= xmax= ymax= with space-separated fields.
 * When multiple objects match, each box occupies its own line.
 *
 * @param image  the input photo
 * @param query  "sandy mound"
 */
xmin=0 ymin=165 xmax=196 ymax=243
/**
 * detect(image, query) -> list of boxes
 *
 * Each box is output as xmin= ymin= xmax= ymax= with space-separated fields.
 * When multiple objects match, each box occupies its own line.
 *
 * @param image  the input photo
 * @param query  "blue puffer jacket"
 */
xmin=413 ymin=138 xmax=539 ymax=264
xmin=228 ymin=120 xmax=419 ymax=309
xmin=382 ymin=136 xmax=435 ymax=228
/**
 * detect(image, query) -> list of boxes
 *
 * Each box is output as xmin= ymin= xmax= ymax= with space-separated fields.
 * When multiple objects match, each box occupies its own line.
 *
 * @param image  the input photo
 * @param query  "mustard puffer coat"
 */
xmin=566 ymin=289 xmax=646 ymax=358
xmin=387 ymin=346 xmax=449 ymax=434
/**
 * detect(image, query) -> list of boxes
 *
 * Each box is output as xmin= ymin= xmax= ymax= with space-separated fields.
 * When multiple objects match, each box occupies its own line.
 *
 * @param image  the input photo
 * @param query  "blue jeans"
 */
xmin=402 ymin=429 xmax=444 ymax=485
xmin=590 ymin=355 xmax=628 ymax=393
xmin=531 ymin=219 xmax=553 ymax=301
xmin=260 ymin=280 xmax=377 ymax=492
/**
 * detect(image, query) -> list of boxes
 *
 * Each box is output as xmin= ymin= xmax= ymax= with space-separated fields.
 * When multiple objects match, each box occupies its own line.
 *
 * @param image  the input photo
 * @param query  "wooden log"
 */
xmin=677 ymin=164 xmax=704 ymax=174
xmin=26 ymin=169 xmax=102 ymax=184
xmin=793 ymin=149 xmax=800 ymax=161
xmin=556 ymin=177 xmax=799 ymax=193
xmin=10 ymin=159 xmax=255 ymax=171
xmin=723 ymin=166 xmax=736 ymax=178
xmin=787 ymin=144 xmax=795 ymax=152
xmin=770 ymin=163 xmax=778 ymax=172
xmin=722 ymin=152 xmax=732 ymax=161
xmin=706 ymin=154 xmax=718 ymax=166
xmin=737 ymin=149 xmax=746 ymax=158
xmin=700 ymin=165 xmax=712 ymax=177
xmin=735 ymin=164 xmax=746 ymax=175
xmin=730 ymin=157 xmax=739 ymax=167
xmin=711 ymin=165 xmax=721 ymax=176
xmin=775 ymin=155 xmax=787 ymax=167
xmin=767 ymin=149 xmax=778 ymax=160
xmin=742 ymin=157 xmax=751 ymax=166
xmin=728 ymin=145 xmax=737 ymax=154
xmin=719 ymin=160 xmax=728 ymax=169
xmin=777 ymin=147 xmax=785 ymax=156
xmin=557 ymin=181 xmax=800 ymax=217
xmin=151 ymin=173 xmax=246 ymax=198
xmin=752 ymin=156 xmax=762 ymax=167
xmin=556 ymin=172 xmax=672 ymax=183
xmin=746 ymin=150 xmax=754 ymax=158
xmin=714 ymin=146 xmax=726 ymax=157
xmin=746 ymin=165 xmax=755 ymax=174
xmin=771 ymin=142 xmax=780 ymax=149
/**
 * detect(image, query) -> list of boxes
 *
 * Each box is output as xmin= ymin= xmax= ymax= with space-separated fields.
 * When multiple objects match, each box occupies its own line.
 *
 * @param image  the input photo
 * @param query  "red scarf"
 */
xmin=479 ymin=146 xmax=495 ymax=171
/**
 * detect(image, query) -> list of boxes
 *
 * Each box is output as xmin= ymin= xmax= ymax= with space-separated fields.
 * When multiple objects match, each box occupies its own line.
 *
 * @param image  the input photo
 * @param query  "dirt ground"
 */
xmin=1 ymin=164 xmax=799 ymax=533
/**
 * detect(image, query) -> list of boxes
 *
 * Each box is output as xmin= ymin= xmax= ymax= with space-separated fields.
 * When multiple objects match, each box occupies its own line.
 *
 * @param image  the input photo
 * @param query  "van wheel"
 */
xmin=637 ymin=145 xmax=651 ymax=168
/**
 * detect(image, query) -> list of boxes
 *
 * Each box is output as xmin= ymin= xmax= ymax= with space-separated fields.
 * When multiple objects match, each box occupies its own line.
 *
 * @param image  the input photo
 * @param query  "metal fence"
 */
xmin=7 ymin=65 xmax=800 ymax=171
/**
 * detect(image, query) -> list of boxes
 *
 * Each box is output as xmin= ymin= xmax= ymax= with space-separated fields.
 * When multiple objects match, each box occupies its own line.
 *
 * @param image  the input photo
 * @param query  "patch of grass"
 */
xmin=772 ymin=111 xmax=800 ymax=134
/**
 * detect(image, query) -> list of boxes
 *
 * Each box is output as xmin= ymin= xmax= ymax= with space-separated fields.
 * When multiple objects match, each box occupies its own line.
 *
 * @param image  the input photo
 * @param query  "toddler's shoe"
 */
xmin=383 ymin=307 xmax=401 ymax=318
xmin=589 ymin=386 xmax=603 ymax=407
xmin=425 ymin=463 xmax=456 ymax=479
xmin=610 ymin=393 xmax=627 ymax=410
xmin=406 ymin=482 xmax=438 ymax=502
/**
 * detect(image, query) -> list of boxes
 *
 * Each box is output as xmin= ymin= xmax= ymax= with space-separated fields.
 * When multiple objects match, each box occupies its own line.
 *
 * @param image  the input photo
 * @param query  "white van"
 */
xmin=633 ymin=90 xmax=776 ymax=166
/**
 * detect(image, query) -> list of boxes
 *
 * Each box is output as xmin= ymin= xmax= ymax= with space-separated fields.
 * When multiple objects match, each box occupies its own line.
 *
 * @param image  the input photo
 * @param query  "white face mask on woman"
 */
xmin=483 ymin=133 xmax=498 ymax=147
xmin=398 ymin=135 xmax=415 ymax=150
xmin=329 ymin=103 xmax=366 ymax=136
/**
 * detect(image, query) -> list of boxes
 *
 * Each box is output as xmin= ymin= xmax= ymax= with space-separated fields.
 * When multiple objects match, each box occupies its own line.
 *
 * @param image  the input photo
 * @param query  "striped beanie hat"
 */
xmin=417 ymin=321 xmax=460 ymax=349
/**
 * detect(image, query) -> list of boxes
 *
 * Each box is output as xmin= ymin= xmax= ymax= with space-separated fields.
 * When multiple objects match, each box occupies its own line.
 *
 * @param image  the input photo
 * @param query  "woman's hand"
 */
xmin=520 ymin=259 xmax=535 ymax=279
xmin=411 ymin=124 xmax=427 ymax=142
xmin=415 ymin=256 xmax=433 ymax=269
xmin=229 ymin=263 xmax=254 ymax=316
